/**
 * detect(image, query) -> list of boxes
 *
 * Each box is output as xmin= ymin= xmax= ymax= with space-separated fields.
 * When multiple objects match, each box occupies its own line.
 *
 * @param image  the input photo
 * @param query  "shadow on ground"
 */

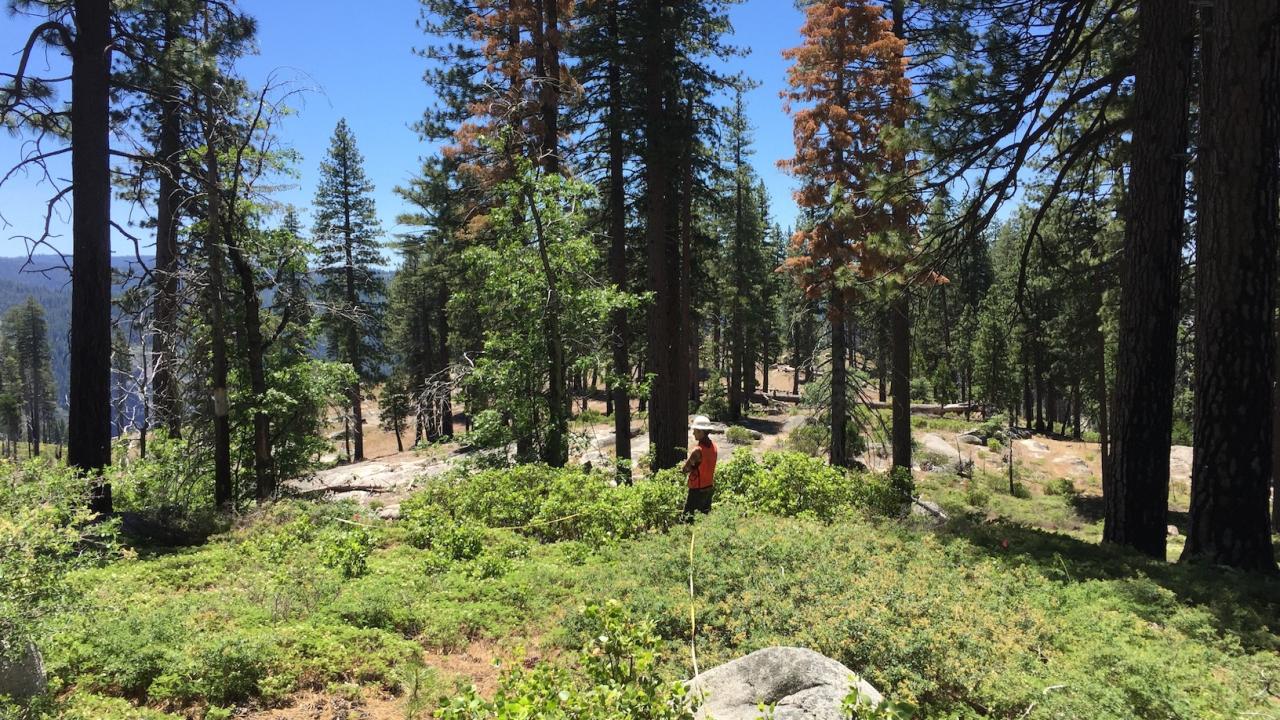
xmin=934 ymin=516 xmax=1280 ymax=653
xmin=1069 ymin=494 xmax=1191 ymax=533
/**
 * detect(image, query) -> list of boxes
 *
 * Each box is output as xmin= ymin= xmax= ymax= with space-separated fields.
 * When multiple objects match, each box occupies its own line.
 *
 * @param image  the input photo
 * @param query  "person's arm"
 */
xmin=681 ymin=447 xmax=703 ymax=475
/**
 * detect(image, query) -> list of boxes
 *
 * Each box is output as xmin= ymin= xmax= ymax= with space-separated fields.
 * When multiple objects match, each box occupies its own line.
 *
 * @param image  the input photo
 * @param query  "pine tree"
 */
xmin=1102 ymin=0 xmax=1195 ymax=560
xmin=1181 ymin=0 xmax=1280 ymax=573
xmin=394 ymin=156 xmax=460 ymax=445
xmin=781 ymin=0 xmax=914 ymax=468
xmin=313 ymin=119 xmax=386 ymax=463
xmin=2 ymin=298 xmax=56 ymax=458
xmin=2 ymin=0 xmax=116 ymax=509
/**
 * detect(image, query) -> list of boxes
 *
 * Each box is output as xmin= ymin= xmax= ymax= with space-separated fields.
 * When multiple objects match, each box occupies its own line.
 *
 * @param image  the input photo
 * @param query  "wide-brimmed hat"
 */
xmin=690 ymin=415 xmax=716 ymax=431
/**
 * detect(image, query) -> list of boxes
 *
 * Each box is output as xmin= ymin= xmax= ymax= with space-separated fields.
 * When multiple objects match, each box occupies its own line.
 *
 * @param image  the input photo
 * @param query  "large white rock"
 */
xmin=1018 ymin=439 xmax=1050 ymax=455
xmin=1052 ymin=455 xmax=1092 ymax=476
xmin=1169 ymin=445 xmax=1193 ymax=483
xmin=921 ymin=433 xmax=960 ymax=458
xmin=0 ymin=640 xmax=46 ymax=704
xmin=690 ymin=647 xmax=882 ymax=720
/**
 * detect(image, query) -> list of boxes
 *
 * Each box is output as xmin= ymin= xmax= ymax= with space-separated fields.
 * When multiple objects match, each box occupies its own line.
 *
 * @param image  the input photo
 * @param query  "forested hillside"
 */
xmin=0 ymin=256 xmax=149 ymax=404
xmin=0 ymin=0 xmax=1277 ymax=719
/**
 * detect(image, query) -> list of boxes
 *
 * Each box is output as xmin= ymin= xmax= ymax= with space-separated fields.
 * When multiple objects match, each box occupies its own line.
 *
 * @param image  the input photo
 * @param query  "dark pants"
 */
xmin=683 ymin=486 xmax=714 ymax=520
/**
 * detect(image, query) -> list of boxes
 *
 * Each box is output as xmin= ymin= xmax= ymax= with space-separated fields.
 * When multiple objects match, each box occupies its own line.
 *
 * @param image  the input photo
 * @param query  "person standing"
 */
xmin=682 ymin=416 xmax=719 ymax=519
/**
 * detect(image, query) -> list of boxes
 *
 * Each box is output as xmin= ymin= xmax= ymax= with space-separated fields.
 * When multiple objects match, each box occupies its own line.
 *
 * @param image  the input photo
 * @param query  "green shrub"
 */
xmin=976 ymin=414 xmax=1007 ymax=439
xmin=112 ymin=432 xmax=213 ymax=514
xmin=864 ymin=467 xmax=915 ymax=518
xmin=439 ymin=523 xmax=486 ymax=561
xmin=725 ymin=425 xmax=754 ymax=445
xmin=909 ymin=376 xmax=931 ymax=402
xmin=1044 ymin=477 xmax=1076 ymax=496
xmin=986 ymin=437 xmax=1003 ymax=454
xmin=468 ymin=409 xmax=513 ymax=451
xmin=0 ymin=461 xmax=118 ymax=653
xmin=784 ymin=419 xmax=827 ymax=456
xmin=317 ymin=524 xmax=375 ymax=579
xmin=784 ymin=416 xmax=866 ymax=459
xmin=574 ymin=408 xmax=606 ymax=425
xmin=964 ymin=483 xmax=991 ymax=510
xmin=714 ymin=451 xmax=910 ymax=521
xmin=715 ymin=450 xmax=854 ymax=521
xmin=436 ymin=601 xmax=695 ymax=720
xmin=400 ymin=463 xmax=684 ymax=544
xmin=697 ymin=371 xmax=730 ymax=422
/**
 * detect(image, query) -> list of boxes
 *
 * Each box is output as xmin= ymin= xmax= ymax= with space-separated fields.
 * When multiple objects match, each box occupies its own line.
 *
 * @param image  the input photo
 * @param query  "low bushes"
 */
xmin=715 ymin=450 xmax=913 ymax=520
xmin=18 ymin=455 xmax=1278 ymax=720
xmin=398 ymin=463 xmax=686 ymax=544
xmin=435 ymin=601 xmax=696 ymax=720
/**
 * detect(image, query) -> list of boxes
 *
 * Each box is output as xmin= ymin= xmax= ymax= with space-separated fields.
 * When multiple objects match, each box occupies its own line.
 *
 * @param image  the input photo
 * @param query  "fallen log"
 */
xmin=291 ymin=484 xmax=397 ymax=497
xmin=861 ymin=401 xmax=979 ymax=416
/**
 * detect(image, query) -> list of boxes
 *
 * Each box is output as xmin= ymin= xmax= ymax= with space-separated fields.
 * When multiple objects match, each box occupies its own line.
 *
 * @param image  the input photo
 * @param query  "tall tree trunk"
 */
xmin=1274 ymin=308 xmax=1280 ymax=533
xmin=538 ymin=0 xmax=561 ymax=174
xmin=203 ymin=92 xmax=232 ymax=509
xmin=877 ymin=316 xmax=888 ymax=403
xmin=151 ymin=15 xmax=182 ymax=439
xmin=71 ymin=0 xmax=114 ymax=514
xmin=436 ymin=289 xmax=453 ymax=438
xmin=761 ymin=338 xmax=770 ymax=394
xmin=1101 ymin=0 xmax=1193 ymax=559
xmin=1033 ymin=351 xmax=1046 ymax=433
xmin=1020 ymin=354 xmax=1032 ymax=428
xmin=680 ymin=98 xmax=696 ymax=414
xmin=522 ymin=184 xmax=569 ymax=467
xmin=890 ymin=291 xmax=911 ymax=472
xmin=28 ymin=308 xmax=41 ymax=457
xmin=1095 ymin=321 xmax=1111 ymax=475
xmin=889 ymin=0 xmax=912 ymax=475
xmin=791 ymin=319 xmax=801 ymax=396
xmin=1072 ymin=378 xmax=1082 ymax=440
xmin=225 ymin=237 xmax=274 ymax=500
xmin=1181 ymin=0 xmax=1279 ymax=573
xmin=643 ymin=0 xmax=686 ymax=471
xmin=339 ymin=159 xmax=366 ymax=462
xmin=830 ymin=291 xmax=849 ymax=468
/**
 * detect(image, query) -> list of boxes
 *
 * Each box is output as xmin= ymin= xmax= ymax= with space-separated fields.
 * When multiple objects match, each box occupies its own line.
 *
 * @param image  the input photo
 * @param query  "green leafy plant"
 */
xmin=318 ymin=524 xmax=375 ymax=579
xmin=435 ymin=601 xmax=695 ymax=720
xmin=1044 ymin=477 xmax=1076 ymax=496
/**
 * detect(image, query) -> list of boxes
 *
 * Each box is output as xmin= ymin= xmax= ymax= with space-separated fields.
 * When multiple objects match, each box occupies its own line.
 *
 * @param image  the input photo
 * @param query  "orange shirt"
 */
xmin=686 ymin=438 xmax=718 ymax=489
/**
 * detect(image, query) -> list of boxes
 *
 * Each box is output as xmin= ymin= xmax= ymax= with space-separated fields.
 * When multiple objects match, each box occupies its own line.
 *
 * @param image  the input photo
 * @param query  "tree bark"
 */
xmin=889 ymin=1 xmax=912 ymax=475
xmin=1274 ymin=308 xmax=1280 ymax=534
xmin=680 ymin=98 xmax=696 ymax=416
xmin=1101 ymin=0 xmax=1193 ymax=559
xmin=71 ymin=0 xmax=114 ymax=514
xmin=643 ymin=0 xmax=686 ymax=471
xmin=436 ymin=287 xmax=453 ymax=438
xmin=151 ymin=14 xmax=182 ymax=439
xmin=830 ymin=290 xmax=849 ymax=468
xmin=203 ymin=81 xmax=232 ymax=508
xmin=227 ymin=242 xmax=274 ymax=500
xmin=1181 ymin=0 xmax=1280 ymax=573
xmin=890 ymin=291 xmax=911 ymax=472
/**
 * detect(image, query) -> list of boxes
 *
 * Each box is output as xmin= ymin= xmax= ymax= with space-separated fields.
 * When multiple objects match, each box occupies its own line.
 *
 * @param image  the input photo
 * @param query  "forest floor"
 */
xmin=36 ymin=384 xmax=1280 ymax=720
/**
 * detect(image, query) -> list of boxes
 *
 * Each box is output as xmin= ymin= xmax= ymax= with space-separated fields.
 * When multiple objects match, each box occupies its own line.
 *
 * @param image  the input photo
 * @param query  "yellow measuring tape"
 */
xmin=688 ymin=524 xmax=699 ymax=677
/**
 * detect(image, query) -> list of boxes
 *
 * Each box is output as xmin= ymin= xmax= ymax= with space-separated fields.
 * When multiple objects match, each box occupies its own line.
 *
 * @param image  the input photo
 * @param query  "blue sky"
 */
xmin=0 ymin=0 xmax=805 ymax=261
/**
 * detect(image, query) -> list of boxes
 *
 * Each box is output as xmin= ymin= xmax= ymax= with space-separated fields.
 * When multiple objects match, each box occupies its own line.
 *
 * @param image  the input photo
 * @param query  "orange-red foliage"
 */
xmin=446 ymin=0 xmax=575 ymax=189
xmin=779 ymin=0 xmax=922 ymax=301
